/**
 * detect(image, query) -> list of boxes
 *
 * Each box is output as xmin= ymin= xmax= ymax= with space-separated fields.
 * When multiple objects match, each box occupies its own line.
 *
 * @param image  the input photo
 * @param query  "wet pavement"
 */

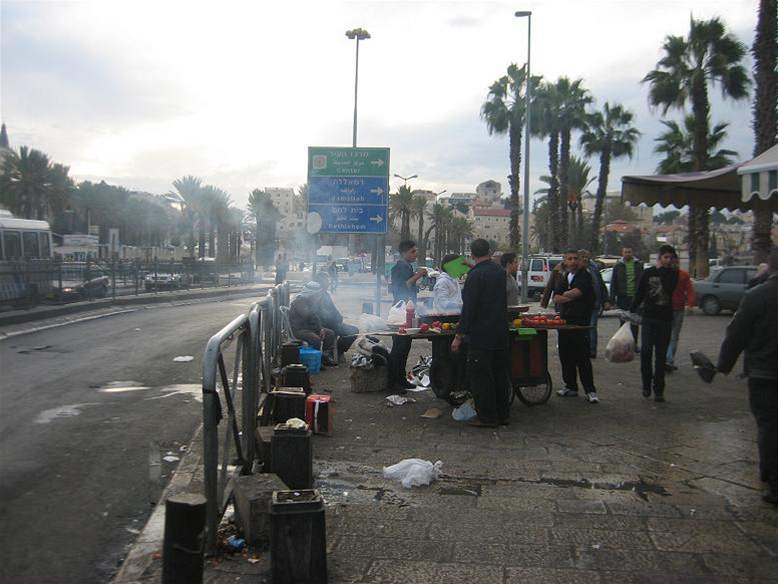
xmin=122 ymin=308 xmax=777 ymax=583
xmin=0 ymin=295 xmax=262 ymax=583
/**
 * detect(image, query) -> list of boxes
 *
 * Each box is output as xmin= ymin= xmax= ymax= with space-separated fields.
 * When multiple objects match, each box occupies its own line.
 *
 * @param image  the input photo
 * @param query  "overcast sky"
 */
xmin=1 ymin=0 xmax=759 ymax=209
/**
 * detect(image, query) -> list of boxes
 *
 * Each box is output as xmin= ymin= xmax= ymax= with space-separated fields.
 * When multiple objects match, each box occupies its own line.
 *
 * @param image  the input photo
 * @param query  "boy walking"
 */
xmin=631 ymin=245 xmax=678 ymax=402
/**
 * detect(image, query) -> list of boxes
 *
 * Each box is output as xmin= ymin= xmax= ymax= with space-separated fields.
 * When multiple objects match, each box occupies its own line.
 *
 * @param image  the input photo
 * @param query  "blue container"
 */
xmin=299 ymin=347 xmax=322 ymax=374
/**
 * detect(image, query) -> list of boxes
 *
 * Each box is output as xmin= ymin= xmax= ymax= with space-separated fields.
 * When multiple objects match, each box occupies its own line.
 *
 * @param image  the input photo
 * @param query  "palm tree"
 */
xmin=751 ymin=0 xmax=777 ymax=264
xmin=410 ymin=195 xmax=428 ymax=265
xmin=389 ymin=185 xmax=414 ymax=240
xmin=532 ymin=81 xmax=562 ymax=251
xmin=654 ymin=115 xmax=738 ymax=174
xmin=426 ymin=203 xmax=453 ymax=264
xmin=566 ymin=156 xmax=596 ymax=246
xmin=0 ymin=146 xmax=73 ymax=220
xmin=481 ymin=64 xmax=536 ymax=251
xmin=580 ymin=102 xmax=641 ymax=253
xmin=448 ymin=216 xmax=474 ymax=255
xmin=643 ymin=16 xmax=750 ymax=277
xmin=554 ymin=77 xmax=592 ymax=249
xmin=170 ymin=175 xmax=204 ymax=257
xmin=203 ymin=187 xmax=232 ymax=260
xmin=535 ymin=156 xmax=595 ymax=247
xmin=248 ymin=189 xmax=280 ymax=267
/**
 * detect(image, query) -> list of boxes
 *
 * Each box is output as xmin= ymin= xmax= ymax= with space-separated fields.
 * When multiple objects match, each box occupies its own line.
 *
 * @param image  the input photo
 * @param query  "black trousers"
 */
xmin=388 ymin=335 xmax=413 ymax=385
xmin=640 ymin=318 xmax=672 ymax=394
xmin=334 ymin=323 xmax=359 ymax=355
xmin=467 ymin=348 xmax=510 ymax=424
xmin=749 ymin=377 xmax=778 ymax=486
xmin=558 ymin=328 xmax=596 ymax=394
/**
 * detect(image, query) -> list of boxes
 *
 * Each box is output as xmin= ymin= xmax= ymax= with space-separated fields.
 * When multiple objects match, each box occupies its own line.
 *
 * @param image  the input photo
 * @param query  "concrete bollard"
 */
xmin=233 ymin=473 xmax=288 ymax=546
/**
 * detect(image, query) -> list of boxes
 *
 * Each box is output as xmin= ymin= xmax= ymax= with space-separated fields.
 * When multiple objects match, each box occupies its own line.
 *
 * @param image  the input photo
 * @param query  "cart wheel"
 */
xmin=516 ymin=373 xmax=553 ymax=406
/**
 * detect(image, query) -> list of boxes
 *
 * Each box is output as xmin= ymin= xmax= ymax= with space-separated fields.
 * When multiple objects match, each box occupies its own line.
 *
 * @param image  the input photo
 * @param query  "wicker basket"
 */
xmin=349 ymin=367 xmax=389 ymax=393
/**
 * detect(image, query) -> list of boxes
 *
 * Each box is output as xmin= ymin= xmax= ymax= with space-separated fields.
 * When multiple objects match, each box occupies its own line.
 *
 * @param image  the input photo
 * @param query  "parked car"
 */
xmin=600 ymin=267 xmax=613 ymax=296
xmin=55 ymin=276 xmax=110 ymax=301
xmin=694 ymin=266 xmax=758 ymax=315
xmin=518 ymin=255 xmax=564 ymax=300
xmin=144 ymin=273 xmax=182 ymax=291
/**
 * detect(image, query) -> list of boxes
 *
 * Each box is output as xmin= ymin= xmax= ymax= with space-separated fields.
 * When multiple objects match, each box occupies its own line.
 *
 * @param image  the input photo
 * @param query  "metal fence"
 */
xmin=201 ymin=281 xmax=290 ymax=552
xmin=0 ymin=258 xmax=256 ymax=306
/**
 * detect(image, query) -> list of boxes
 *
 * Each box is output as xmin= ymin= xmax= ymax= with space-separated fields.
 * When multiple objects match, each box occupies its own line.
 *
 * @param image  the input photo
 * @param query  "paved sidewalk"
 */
xmin=117 ymin=314 xmax=778 ymax=583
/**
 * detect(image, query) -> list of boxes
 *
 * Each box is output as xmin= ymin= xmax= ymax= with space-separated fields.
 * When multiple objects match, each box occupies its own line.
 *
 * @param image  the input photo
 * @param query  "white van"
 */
xmin=518 ymin=255 xmax=564 ymax=300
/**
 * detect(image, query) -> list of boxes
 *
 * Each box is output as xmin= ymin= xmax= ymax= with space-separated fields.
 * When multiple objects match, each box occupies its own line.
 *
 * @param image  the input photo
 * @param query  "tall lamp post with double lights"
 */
xmin=393 ymin=173 xmax=418 ymax=187
xmin=515 ymin=10 xmax=532 ymax=303
xmin=346 ymin=28 xmax=370 ymax=147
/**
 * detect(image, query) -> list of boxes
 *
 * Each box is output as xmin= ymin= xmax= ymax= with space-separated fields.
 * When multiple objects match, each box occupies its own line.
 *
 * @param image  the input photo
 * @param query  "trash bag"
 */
xmin=605 ymin=321 xmax=635 ymax=363
xmin=387 ymin=301 xmax=407 ymax=326
xmin=383 ymin=458 xmax=443 ymax=488
xmin=452 ymin=399 xmax=477 ymax=421
xmin=358 ymin=313 xmax=386 ymax=332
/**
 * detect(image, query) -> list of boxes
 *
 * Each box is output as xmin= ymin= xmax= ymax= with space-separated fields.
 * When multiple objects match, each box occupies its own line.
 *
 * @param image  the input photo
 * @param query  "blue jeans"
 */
xmin=665 ymin=310 xmax=685 ymax=365
xmin=589 ymin=309 xmax=599 ymax=357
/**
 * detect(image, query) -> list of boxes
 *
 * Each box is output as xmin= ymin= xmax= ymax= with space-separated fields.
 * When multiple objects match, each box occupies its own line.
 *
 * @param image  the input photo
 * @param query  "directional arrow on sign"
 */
xmin=369 ymin=187 xmax=385 ymax=196
xmin=370 ymin=215 xmax=384 ymax=223
xmin=370 ymin=159 xmax=385 ymax=167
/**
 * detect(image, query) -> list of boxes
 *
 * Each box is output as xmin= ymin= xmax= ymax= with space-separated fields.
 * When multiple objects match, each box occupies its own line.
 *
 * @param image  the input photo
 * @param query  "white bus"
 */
xmin=0 ymin=211 xmax=54 ymax=304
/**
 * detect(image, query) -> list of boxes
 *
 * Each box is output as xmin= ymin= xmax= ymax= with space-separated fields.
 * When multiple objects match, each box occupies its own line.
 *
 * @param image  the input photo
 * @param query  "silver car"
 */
xmin=694 ymin=266 xmax=758 ymax=315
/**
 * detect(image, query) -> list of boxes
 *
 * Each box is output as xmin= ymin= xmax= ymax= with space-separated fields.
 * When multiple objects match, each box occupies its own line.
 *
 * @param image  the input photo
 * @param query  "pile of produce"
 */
xmin=513 ymin=315 xmax=566 ymax=328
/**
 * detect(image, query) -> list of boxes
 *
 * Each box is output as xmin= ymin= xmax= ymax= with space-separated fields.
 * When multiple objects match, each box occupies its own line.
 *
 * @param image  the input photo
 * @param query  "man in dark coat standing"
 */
xmin=716 ymin=248 xmax=778 ymax=505
xmin=554 ymin=249 xmax=599 ymax=403
xmin=452 ymin=239 xmax=509 ymax=427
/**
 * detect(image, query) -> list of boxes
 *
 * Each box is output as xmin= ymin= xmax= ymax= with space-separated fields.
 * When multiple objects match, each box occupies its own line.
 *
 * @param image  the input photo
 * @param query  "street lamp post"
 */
xmin=346 ymin=28 xmax=370 ymax=147
xmin=515 ymin=10 xmax=532 ymax=303
xmin=393 ymin=173 xmax=418 ymax=187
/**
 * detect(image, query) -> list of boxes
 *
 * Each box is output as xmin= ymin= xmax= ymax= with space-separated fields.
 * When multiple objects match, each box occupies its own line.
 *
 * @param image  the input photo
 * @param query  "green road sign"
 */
xmin=308 ymin=146 xmax=390 ymax=177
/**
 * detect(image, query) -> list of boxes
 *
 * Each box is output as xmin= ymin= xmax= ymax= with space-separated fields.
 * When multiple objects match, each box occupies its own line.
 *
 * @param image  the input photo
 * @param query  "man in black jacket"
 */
xmin=716 ymin=248 xmax=778 ymax=505
xmin=452 ymin=239 xmax=509 ymax=427
xmin=631 ymin=245 xmax=678 ymax=402
xmin=554 ymin=249 xmax=599 ymax=403
xmin=611 ymin=247 xmax=644 ymax=351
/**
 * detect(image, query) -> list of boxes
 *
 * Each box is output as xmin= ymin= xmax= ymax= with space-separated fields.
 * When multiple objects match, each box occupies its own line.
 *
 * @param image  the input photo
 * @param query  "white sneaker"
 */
xmin=586 ymin=392 xmax=600 ymax=404
xmin=556 ymin=387 xmax=578 ymax=397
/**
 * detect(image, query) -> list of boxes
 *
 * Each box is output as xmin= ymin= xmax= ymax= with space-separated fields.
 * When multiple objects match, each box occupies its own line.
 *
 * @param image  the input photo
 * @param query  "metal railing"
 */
xmin=0 ymin=258 xmax=256 ymax=307
xmin=201 ymin=281 xmax=290 ymax=552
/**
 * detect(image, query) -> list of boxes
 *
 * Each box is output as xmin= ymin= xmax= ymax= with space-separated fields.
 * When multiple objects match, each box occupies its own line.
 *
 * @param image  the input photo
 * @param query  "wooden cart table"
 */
xmin=373 ymin=322 xmax=590 ymax=406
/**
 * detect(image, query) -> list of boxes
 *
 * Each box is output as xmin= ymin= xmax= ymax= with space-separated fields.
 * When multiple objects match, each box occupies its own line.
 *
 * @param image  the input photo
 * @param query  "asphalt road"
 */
xmin=0 ymin=296 xmax=260 ymax=583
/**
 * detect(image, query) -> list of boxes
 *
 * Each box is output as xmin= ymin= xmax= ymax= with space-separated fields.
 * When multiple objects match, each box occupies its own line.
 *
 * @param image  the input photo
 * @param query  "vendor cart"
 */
xmin=508 ymin=328 xmax=552 ymax=406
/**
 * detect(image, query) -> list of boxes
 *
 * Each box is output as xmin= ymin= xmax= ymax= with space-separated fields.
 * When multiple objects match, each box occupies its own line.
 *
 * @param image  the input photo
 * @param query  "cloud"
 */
xmin=0 ymin=0 xmax=761 ymax=212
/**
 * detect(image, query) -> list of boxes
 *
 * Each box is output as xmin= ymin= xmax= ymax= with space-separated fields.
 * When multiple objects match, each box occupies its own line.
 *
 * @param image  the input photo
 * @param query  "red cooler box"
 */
xmin=305 ymin=394 xmax=332 ymax=436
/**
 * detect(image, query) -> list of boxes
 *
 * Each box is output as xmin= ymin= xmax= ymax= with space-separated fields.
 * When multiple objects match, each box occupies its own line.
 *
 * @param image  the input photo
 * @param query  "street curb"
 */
xmin=112 ymin=425 xmax=204 ymax=583
xmin=0 ymin=284 xmax=272 ymax=328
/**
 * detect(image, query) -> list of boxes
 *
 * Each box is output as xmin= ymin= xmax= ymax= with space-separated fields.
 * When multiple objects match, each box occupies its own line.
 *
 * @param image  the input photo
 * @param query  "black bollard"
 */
xmin=281 ymin=341 xmax=303 ymax=368
xmin=162 ymin=493 xmax=206 ymax=584
xmin=271 ymin=424 xmax=313 ymax=490
xmin=270 ymin=489 xmax=327 ymax=584
xmin=282 ymin=364 xmax=311 ymax=395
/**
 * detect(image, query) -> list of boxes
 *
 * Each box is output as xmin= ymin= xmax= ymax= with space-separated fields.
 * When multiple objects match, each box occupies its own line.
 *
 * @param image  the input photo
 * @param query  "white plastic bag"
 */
xmin=605 ymin=321 xmax=635 ymax=363
xmin=358 ymin=313 xmax=386 ymax=332
xmin=387 ymin=301 xmax=407 ymax=326
xmin=452 ymin=399 xmax=477 ymax=421
xmin=383 ymin=458 xmax=443 ymax=488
